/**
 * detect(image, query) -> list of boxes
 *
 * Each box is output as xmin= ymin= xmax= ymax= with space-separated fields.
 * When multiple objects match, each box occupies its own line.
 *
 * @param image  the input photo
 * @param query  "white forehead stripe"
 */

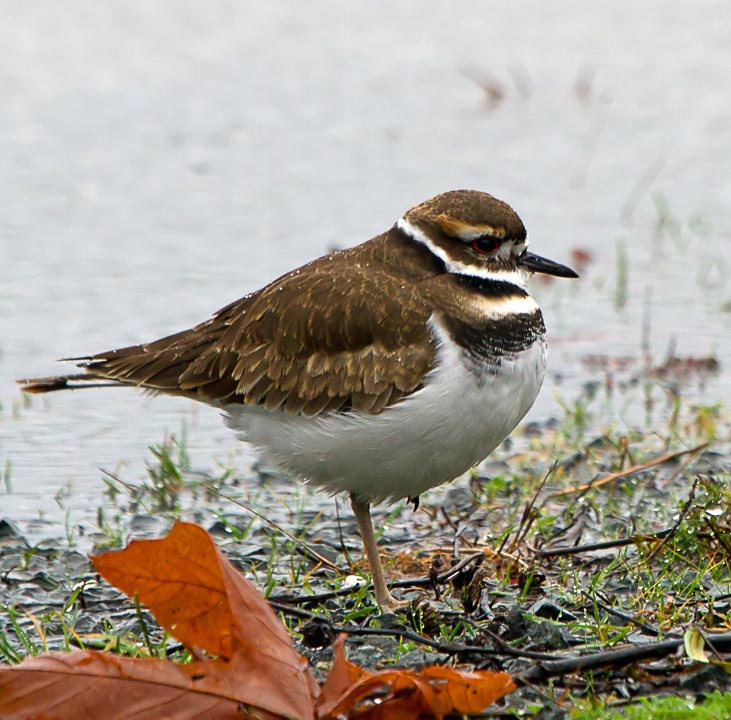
xmin=396 ymin=217 xmax=529 ymax=289
xmin=452 ymin=225 xmax=501 ymax=241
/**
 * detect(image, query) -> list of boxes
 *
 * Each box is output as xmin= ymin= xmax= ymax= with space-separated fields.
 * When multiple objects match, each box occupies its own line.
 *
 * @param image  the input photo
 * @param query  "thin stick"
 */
xmin=502 ymin=462 xmax=556 ymax=554
xmin=643 ymin=475 xmax=700 ymax=563
xmin=539 ymin=533 xmax=667 ymax=557
xmin=539 ymin=528 xmax=714 ymax=558
xmin=585 ymin=592 xmax=661 ymax=637
xmin=548 ymin=443 xmax=708 ymax=498
xmin=206 ymin=486 xmax=342 ymax=572
xmin=519 ymin=632 xmax=731 ymax=684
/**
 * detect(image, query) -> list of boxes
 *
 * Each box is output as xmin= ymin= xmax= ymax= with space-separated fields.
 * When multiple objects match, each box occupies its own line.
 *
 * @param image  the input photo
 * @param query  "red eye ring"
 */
xmin=472 ymin=236 xmax=499 ymax=254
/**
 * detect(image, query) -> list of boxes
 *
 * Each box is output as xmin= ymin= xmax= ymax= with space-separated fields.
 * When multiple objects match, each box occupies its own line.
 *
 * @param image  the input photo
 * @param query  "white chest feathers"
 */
xmin=224 ymin=317 xmax=547 ymax=503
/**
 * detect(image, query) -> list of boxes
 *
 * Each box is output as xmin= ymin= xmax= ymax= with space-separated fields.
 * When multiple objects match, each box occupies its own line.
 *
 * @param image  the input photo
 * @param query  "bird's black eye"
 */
xmin=472 ymin=236 xmax=499 ymax=254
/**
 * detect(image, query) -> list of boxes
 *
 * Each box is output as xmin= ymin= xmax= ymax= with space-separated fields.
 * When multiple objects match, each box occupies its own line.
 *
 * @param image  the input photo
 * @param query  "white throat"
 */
xmin=396 ymin=216 xmax=529 ymax=290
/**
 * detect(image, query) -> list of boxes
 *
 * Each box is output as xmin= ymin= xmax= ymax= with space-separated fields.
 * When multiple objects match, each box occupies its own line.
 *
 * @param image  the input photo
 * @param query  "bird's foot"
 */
xmin=374 ymin=589 xmax=411 ymax=612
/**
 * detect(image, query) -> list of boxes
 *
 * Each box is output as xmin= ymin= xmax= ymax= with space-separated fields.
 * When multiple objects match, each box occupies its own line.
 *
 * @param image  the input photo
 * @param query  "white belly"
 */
xmin=223 ymin=321 xmax=547 ymax=504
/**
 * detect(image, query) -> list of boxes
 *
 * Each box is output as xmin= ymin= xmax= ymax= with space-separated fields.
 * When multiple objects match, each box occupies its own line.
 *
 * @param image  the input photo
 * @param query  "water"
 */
xmin=1 ymin=0 xmax=729 ymax=541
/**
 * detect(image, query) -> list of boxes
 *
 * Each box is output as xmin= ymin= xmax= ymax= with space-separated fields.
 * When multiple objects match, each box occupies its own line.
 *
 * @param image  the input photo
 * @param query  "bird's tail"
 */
xmin=17 ymin=312 xmax=227 ymax=399
xmin=17 ymin=371 xmax=125 ymax=394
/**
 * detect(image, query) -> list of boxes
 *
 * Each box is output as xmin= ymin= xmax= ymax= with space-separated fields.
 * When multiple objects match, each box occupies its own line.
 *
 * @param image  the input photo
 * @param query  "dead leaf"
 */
xmin=0 ymin=522 xmax=317 ymax=720
xmin=684 ymin=628 xmax=710 ymax=663
xmin=317 ymin=635 xmax=515 ymax=719
xmin=91 ymin=522 xmax=318 ymax=719
xmin=317 ymin=634 xmax=373 ymax=715
xmin=683 ymin=628 xmax=731 ymax=675
xmin=0 ymin=649 xmax=281 ymax=720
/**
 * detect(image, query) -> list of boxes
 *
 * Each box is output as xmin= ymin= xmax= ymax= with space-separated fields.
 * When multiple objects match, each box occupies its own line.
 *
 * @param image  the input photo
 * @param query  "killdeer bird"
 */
xmin=19 ymin=190 xmax=577 ymax=609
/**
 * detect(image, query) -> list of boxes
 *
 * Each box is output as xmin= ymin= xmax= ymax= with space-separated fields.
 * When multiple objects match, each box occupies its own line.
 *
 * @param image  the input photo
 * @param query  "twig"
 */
xmin=585 ymin=592 xmax=661 ymax=637
xmin=696 ymin=627 xmax=727 ymax=663
xmin=440 ymin=506 xmax=459 ymax=534
xmin=538 ymin=529 xmax=675 ymax=557
xmin=643 ymin=476 xmax=700 ymax=563
xmin=333 ymin=496 xmax=355 ymax=569
xmin=458 ymin=616 xmax=562 ymax=661
xmin=332 ymin=626 xmax=496 ymax=657
xmin=424 ymin=552 xmax=485 ymax=585
xmin=519 ymin=632 xmax=731 ymax=684
xmin=500 ymin=463 xmax=556 ymax=554
xmin=206 ymin=486 xmax=342 ymax=571
xmin=101 ymin=468 xmax=143 ymax=495
xmin=539 ymin=504 xmax=590 ymax=547
xmin=548 ymin=443 xmax=708 ymax=498
xmin=448 ymin=524 xmax=477 ymax=559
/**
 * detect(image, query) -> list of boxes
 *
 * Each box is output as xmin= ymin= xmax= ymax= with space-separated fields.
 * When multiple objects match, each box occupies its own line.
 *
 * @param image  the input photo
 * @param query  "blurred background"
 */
xmin=1 ymin=1 xmax=729 ymax=541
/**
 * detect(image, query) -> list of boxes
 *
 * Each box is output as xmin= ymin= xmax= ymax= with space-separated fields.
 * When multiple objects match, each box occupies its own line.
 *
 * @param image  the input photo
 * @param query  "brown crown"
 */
xmin=404 ymin=190 xmax=526 ymax=241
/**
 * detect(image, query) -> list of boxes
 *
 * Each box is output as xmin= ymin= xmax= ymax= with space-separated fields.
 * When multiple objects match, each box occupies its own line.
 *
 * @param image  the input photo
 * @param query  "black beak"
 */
xmin=519 ymin=251 xmax=579 ymax=279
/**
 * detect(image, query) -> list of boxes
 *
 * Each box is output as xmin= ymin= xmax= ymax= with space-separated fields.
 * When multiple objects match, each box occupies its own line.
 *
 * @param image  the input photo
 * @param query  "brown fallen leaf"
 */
xmin=0 ymin=522 xmax=317 ymax=720
xmin=91 ymin=522 xmax=318 ymax=719
xmin=0 ymin=648 xmax=281 ymax=720
xmin=317 ymin=635 xmax=516 ymax=720
xmin=317 ymin=634 xmax=372 ymax=714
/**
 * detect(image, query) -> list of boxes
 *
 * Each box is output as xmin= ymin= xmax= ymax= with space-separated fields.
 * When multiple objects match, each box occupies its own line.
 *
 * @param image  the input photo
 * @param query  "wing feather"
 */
xmin=22 ymin=241 xmax=439 ymax=415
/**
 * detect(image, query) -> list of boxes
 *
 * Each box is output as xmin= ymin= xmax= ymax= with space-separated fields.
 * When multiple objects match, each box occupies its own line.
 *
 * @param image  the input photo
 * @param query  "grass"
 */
xmin=2 ymin=459 xmax=11 ymax=493
xmin=613 ymin=238 xmax=629 ymax=312
xmin=574 ymin=692 xmax=731 ymax=719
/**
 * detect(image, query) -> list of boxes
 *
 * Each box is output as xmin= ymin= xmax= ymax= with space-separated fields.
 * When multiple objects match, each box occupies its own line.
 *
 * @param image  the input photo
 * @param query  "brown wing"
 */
xmin=30 ymin=247 xmax=437 ymax=416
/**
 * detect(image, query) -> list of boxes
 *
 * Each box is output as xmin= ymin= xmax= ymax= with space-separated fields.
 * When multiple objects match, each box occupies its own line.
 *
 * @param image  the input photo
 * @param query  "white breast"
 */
xmin=224 ymin=316 xmax=547 ymax=503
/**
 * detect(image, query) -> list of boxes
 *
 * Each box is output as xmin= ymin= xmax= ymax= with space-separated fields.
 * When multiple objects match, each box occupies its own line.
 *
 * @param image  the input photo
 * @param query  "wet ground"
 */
xmin=1 ymin=2 xmax=730 ymax=549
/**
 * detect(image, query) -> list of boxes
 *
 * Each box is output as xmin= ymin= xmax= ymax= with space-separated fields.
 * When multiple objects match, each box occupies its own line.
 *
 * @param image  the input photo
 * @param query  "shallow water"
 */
xmin=1 ymin=1 xmax=729 ymax=541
